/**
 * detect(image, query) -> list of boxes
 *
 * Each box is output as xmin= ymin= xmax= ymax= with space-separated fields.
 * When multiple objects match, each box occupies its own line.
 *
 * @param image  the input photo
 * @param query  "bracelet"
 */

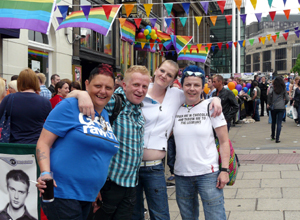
xmin=40 ymin=171 xmax=51 ymax=177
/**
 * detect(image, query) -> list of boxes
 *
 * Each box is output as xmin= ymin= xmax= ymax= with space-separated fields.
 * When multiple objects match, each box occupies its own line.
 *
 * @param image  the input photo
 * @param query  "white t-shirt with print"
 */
xmin=173 ymin=99 xmax=227 ymax=177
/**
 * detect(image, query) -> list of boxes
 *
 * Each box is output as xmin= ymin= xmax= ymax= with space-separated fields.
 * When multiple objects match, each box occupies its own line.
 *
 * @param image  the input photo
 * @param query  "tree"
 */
xmin=292 ymin=53 xmax=300 ymax=74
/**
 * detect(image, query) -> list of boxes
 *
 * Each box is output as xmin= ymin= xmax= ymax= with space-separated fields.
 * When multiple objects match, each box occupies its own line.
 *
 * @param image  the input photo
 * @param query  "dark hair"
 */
xmin=51 ymin=74 xmax=59 ymax=81
xmin=214 ymin=75 xmax=224 ymax=83
xmin=298 ymin=80 xmax=300 ymax=87
xmin=117 ymin=74 xmax=124 ymax=81
xmin=89 ymin=64 xmax=115 ymax=83
xmin=54 ymin=80 xmax=68 ymax=95
xmin=273 ymin=77 xmax=286 ymax=94
xmin=70 ymin=81 xmax=81 ymax=90
xmin=11 ymin=75 xmax=18 ymax=81
xmin=253 ymin=81 xmax=258 ymax=87
xmin=6 ymin=170 xmax=30 ymax=191
xmin=181 ymin=65 xmax=205 ymax=87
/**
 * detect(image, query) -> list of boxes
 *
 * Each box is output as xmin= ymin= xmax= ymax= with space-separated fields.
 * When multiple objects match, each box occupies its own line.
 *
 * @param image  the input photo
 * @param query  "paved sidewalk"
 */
xmin=163 ymin=114 xmax=300 ymax=220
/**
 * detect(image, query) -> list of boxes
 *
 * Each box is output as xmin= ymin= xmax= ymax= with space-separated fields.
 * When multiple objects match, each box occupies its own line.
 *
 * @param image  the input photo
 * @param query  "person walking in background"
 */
xmin=49 ymin=80 xmax=69 ymax=108
xmin=251 ymin=81 xmax=261 ymax=122
xmin=48 ymin=74 xmax=60 ymax=94
xmin=37 ymin=73 xmax=52 ymax=100
xmin=267 ymin=77 xmax=289 ymax=143
xmin=207 ymin=76 xmax=216 ymax=99
xmin=8 ymin=80 xmax=18 ymax=94
xmin=259 ymin=76 xmax=268 ymax=116
xmin=293 ymin=80 xmax=300 ymax=126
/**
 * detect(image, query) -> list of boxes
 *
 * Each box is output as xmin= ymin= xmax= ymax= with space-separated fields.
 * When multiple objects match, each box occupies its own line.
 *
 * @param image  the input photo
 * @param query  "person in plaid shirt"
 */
xmin=37 ymin=73 xmax=52 ymax=100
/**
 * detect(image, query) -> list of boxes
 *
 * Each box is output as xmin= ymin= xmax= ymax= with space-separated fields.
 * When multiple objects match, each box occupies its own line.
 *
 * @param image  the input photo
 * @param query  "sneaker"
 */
xmin=167 ymin=175 xmax=175 ymax=181
xmin=271 ymin=135 xmax=275 ymax=141
xmin=297 ymin=124 xmax=300 ymax=127
xmin=166 ymin=182 xmax=175 ymax=188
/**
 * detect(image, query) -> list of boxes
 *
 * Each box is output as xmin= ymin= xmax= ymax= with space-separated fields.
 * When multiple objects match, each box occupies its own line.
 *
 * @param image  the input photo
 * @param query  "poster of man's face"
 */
xmin=0 ymin=154 xmax=37 ymax=220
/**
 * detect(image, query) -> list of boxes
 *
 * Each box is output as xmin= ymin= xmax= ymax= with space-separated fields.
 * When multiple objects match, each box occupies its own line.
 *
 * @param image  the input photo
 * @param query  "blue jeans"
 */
xmin=175 ymin=172 xmax=226 ymax=220
xmin=132 ymin=163 xmax=170 ymax=220
xmin=271 ymin=109 xmax=284 ymax=141
xmin=253 ymin=99 xmax=260 ymax=121
xmin=268 ymin=111 xmax=272 ymax=123
xmin=41 ymin=198 xmax=92 ymax=220
xmin=167 ymin=134 xmax=176 ymax=175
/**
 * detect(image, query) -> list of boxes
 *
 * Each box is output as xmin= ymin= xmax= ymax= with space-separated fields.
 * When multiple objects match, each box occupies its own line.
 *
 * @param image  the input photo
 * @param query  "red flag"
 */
xmin=258 ymin=37 xmax=262 ymax=43
xmin=234 ymin=42 xmax=238 ymax=47
xmin=272 ymin=35 xmax=277 ymax=43
xmin=217 ymin=1 xmax=226 ymax=13
xmin=102 ymin=5 xmax=113 ymax=20
xmin=269 ymin=11 xmax=276 ymax=21
xmin=150 ymin=43 xmax=155 ymax=50
xmin=134 ymin=18 xmax=142 ymax=29
xmin=217 ymin=42 xmax=223 ymax=50
xmin=225 ymin=15 xmax=232 ymax=25
xmin=226 ymin=43 xmax=229 ymax=49
xmin=283 ymin=32 xmax=289 ymax=40
xmin=207 ymin=43 xmax=212 ymax=50
xmin=284 ymin=9 xmax=290 ymax=20
xmin=161 ymin=51 xmax=164 ymax=56
xmin=159 ymin=44 xmax=163 ymax=51
xmin=190 ymin=49 xmax=193 ymax=54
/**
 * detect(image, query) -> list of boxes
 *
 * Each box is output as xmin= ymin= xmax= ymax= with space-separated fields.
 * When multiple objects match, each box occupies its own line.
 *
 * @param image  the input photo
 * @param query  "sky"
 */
xmin=245 ymin=0 xmax=300 ymax=24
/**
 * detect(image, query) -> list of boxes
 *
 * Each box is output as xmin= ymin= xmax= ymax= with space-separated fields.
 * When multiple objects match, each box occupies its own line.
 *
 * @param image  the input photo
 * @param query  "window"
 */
xmin=256 ymin=47 xmax=261 ymax=50
xmin=278 ymin=42 xmax=287 ymax=46
xmin=246 ymin=55 xmax=251 ymax=65
xmin=275 ymin=48 xmax=286 ymax=71
xmin=253 ymin=53 xmax=260 ymax=63
xmin=253 ymin=63 xmax=260 ymax=72
xmin=263 ymin=51 xmax=271 ymax=61
xmin=28 ymin=30 xmax=48 ymax=44
xmin=292 ymin=46 xmax=300 ymax=69
xmin=266 ymin=44 xmax=272 ymax=48
xmin=275 ymin=60 xmax=286 ymax=71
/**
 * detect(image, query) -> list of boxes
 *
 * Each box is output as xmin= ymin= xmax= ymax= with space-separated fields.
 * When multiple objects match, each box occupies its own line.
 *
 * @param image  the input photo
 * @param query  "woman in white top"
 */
xmin=173 ymin=65 xmax=230 ymax=220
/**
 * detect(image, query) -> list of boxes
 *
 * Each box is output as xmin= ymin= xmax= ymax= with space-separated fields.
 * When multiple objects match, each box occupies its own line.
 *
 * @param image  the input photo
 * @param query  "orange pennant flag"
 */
xmin=284 ymin=9 xmax=290 ymax=20
xmin=124 ymin=4 xmax=134 ymax=17
xmin=150 ymin=43 xmax=155 ymax=50
xmin=207 ymin=43 xmax=212 ymax=50
xmin=243 ymin=40 xmax=246 ymax=47
xmin=272 ymin=35 xmax=277 ymax=43
xmin=195 ymin=16 xmax=202 ymax=26
xmin=184 ymin=50 xmax=187 ymax=55
xmin=197 ymin=44 xmax=202 ymax=51
xmin=261 ymin=37 xmax=266 ymax=45
xmin=143 ymin=4 xmax=153 ymax=17
xmin=102 ymin=5 xmax=113 ymax=20
xmin=210 ymin=16 xmax=217 ymax=26
xmin=234 ymin=42 xmax=238 ymax=47
xmin=141 ymin=42 xmax=146 ymax=49
xmin=267 ymin=34 xmax=271 ymax=41
xmin=234 ymin=0 xmax=242 ymax=12
xmin=118 ymin=18 xmax=126 ymax=27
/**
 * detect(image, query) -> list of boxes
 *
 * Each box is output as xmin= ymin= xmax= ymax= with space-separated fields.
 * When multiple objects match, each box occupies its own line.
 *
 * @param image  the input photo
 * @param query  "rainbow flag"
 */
xmin=28 ymin=48 xmax=48 ymax=57
xmin=157 ymin=30 xmax=171 ymax=43
xmin=120 ymin=20 xmax=136 ymax=44
xmin=0 ymin=0 xmax=55 ymax=34
xmin=177 ymin=45 xmax=208 ymax=63
xmin=57 ymin=5 xmax=122 ymax=37
xmin=164 ymin=35 xmax=193 ymax=54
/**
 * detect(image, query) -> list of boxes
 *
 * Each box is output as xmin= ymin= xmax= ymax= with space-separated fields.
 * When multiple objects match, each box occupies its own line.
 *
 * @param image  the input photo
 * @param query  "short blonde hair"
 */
xmin=8 ymin=80 xmax=18 ymax=92
xmin=295 ymin=76 xmax=300 ymax=81
xmin=0 ymin=77 xmax=6 ymax=98
xmin=124 ymin=65 xmax=150 ymax=82
xmin=37 ymin=73 xmax=46 ymax=84
xmin=17 ymin=68 xmax=40 ymax=92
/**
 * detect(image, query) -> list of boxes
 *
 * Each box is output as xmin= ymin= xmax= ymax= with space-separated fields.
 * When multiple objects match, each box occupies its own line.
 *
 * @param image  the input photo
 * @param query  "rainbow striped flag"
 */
xmin=57 ymin=5 xmax=122 ymax=37
xmin=0 ymin=0 xmax=55 ymax=34
xmin=120 ymin=20 xmax=136 ymax=44
xmin=134 ymin=42 xmax=155 ymax=52
xmin=157 ymin=30 xmax=171 ymax=43
xmin=164 ymin=35 xmax=193 ymax=54
xmin=177 ymin=45 xmax=208 ymax=63
xmin=28 ymin=48 xmax=48 ymax=57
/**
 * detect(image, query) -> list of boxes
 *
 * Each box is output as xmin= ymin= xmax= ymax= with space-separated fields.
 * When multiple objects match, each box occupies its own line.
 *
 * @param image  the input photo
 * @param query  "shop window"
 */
xmin=275 ymin=48 xmax=286 ymax=60
xmin=137 ymin=51 xmax=148 ymax=67
xmin=28 ymin=30 xmax=48 ymax=44
xmin=28 ymin=49 xmax=49 ymax=84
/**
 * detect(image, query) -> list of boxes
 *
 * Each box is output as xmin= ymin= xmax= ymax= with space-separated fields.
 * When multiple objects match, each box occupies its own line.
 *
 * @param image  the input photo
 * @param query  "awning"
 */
xmin=0 ymin=29 xmax=20 ymax=38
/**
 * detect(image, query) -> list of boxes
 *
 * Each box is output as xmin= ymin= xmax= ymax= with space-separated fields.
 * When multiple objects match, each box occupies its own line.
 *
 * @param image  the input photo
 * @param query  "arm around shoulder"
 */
xmin=67 ymin=90 xmax=94 ymax=119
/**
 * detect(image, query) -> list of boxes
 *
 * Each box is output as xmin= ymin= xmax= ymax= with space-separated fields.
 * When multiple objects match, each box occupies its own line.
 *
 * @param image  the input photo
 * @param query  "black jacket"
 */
xmin=259 ymin=82 xmax=268 ymax=97
xmin=213 ymin=87 xmax=239 ymax=121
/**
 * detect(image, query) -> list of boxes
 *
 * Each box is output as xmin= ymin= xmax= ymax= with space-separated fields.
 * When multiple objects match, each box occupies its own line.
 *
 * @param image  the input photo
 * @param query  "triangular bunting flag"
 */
xmin=210 ymin=16 xmax=217 ymax=26
xmin=56 ymin=17 xmax=64 ymax=25
xmin=190 ymin=49 xmax=193 ymax=54
xmin=238 ymin=40 xmax=244 ymax=47
xmin=102 ymin=5 xmax=113 ymax=20
xmin=217 ymin=1 xmax=226 ymax=13
xmin=269 ymin=11 xmax=276 ymax=21
xmin=226 ymin=43 xmax=229 ymax=49
xmin=159 ymin=44 xmax=163 ymax=51
xmin=225 ymin=15 xmax=232 ymax=25
xmin=234 ymin=0 xmax=242 ymax=12
xmin=283 ymin=0 xmax=287 ymax=6
xmin=228 ymin=41 xmax=233 ymax=48
xmin=195 ymin=17 xmax=202 ymax=26
xmin=250 ymin=0 xmax=257 ymax=9
xmin=164 ymin=3 xmax=173 ymax=16
xmin=161 ymin=52 xmax=164 ymax=56
xmin=258 ymin=37 xmax=262 ymax=43
xmin=134 ymin=18 xmax=142 ymax=29
xmin=234 ymin=42 xmax=238 ymax=47
xmin=283 ymin=32 xmax=289 ymax=40
xmin=268 ymin=0 xmax=273 ymax=8
xmin=172 ymin=51 xmax=175 ymax=56
xmin=295 ymin=27 xmax=299 ymax=31
xmin=243 ymin=40 xmax=246 ymax=47
xmin=267 ymin=34 xmax=271 ymax=41
xmin=272 ymin=35 xmax=277 ymax=43
xmin=255 ymin=13 xmax=262 ymax=22
xmin=240 ymin=14 xmax=247 ymax=24
xmin=184 ymin=50 xmax=187 ymax=55
xmin=261 ymin=37 xmax=266 ymax=45
xmin=118 ymin=18 xmax=126 ymax=27
xmin=179 ymin=17 xmax=187 ymax=27
xmin=81 ymin=5 xmax=91 ymax=20
xmin=217 ymin=42 xmax=223 ymax=50
xmin=141 ymin=42 xmax=146 ymax=49
xmin=165 ymin=18 xmax=172 ymax=28
xmin=58 ymin=5 xmax=69 ymax=20
xmin=205 ymin=47 xmax=208 ymax=52
xmin=207 ymin=43 xmax=212 ymax=50
xmin=150 ymin=43 xmax=155 ymax=50
xmin=187 ymin=44 xmax=191 ymax=50
xmin=197 ymin=44 xmax=202 ymax=51
xmin=295 ymin=30 xmax=300 ymax=38
xmin=299 ymin=8 xmax=300 ymax=12
xmin=200 ymin=2 xmax=209 ymax=14
xmin=182 ymin=3 xmax=190 ymax=16
xmin=284 ymin=9 xmax=290 ymax=20
xmin=150 ymin=18 xmax=157 ymax=27
xmin=144 ymin=4 xmax=153 ymax=17
xmin=124 ymin=4 xmax=134 ymax=17
xmin=249 ymin=39 xmax=255 ymax=46
xmin=285 ymin=30 xmax=290 ymax=33
xmin=276 ymin=32 xmax=280 ymax=38
xmin=211 ymin=46 xmax=215 ymax=52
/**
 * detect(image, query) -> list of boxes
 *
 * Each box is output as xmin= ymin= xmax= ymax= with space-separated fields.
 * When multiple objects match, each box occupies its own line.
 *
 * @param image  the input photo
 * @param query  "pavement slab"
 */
xmin=282 ymin=188 xmax=300 ymax=199
xmin=227 ymin=211 xmax=284 ymax=220
xmin=235 ymin=188 xmax=282 ymax=199
xmin=242 ymin=171 xmax=280 ymax=179
xmin=224 ymin=199 xmax=256 ymax=211
xmin=257 ymin=199 xmax=300 ymax=211
xmin=261 ymin=179 xmax=300 ymax=187
xmin=285 ymin=211 xmax=300 ymax=220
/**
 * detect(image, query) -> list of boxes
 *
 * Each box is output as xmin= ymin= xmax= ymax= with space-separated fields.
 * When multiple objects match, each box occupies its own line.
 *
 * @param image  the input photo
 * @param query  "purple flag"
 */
xmin=150 ymin=18 xmax=157 ymax=27
xmin=81 ymin=5 xmax=91 ymax=20
xmin=240 ymin=14 xmax=247 ymax=24
xmin=165 ymin=18 xmax=172 ymax=28
xmin=200 ymin=2 xmax=209 ymax=14
xmin=182 ymin=3 xmax=190 ymax=16
xmin=56 ymin=17 xmax=64 ymax=25
xmin=255 ymin=13 xmax=262 ymax=22
xmin=295 ymin=27 xmax=299 ymax=31
xmin=58 ymin=5 xmax=69 ymax=20
xmin=283 ymin=0 xmax=287 ymax=5
xmin=163 ymin=41 xmax=172 ymax=50
xmin=295 ymin=30 xmax=300 ymax=38
xmin=211 ymin=46 xmax=215 ymax=52
xmin=171 ymin=35 xmax=177 ymax=52
xmin=228 ymin=41 xmax=233 ymax=48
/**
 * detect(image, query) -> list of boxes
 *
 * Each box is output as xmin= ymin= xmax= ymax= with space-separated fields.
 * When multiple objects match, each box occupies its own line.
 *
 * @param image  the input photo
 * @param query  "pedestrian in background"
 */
xmin=49 ymin=80 xmax=69 ymax=108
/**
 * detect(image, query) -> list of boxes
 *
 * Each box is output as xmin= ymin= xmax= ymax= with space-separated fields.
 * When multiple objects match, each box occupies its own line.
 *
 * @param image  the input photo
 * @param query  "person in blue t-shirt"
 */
xmin=36 ymin=64 xmax=119 ymax=220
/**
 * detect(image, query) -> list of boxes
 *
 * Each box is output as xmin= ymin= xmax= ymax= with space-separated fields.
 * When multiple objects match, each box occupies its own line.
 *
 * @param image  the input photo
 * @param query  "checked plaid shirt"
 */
xmin=105 ymin=87 xmax=145 ymax=187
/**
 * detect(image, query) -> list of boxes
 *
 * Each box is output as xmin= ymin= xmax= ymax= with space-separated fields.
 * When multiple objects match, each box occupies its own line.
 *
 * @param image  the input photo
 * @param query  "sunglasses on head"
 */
xmin=184 ymin=71 xmax=203 ymax=77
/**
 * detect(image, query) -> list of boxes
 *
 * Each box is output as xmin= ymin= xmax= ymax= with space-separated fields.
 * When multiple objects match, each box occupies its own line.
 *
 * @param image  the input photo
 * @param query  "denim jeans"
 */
xmin=271 ymin=109 xmax=285 ymax=141
xmin=253 ymin=99 xmax=260 ymax=121
xmin=167 ymin=134 xmax=176 ymax=175
xmin=268 ymin=111 xmax=272 ymax=123
xmin=132 ymin=163 xmax=170 ymax=220
xmin=175 ymin=172 xmax=226 ymax=220
xmin=41 ymin=198 xmax=92 ymax=220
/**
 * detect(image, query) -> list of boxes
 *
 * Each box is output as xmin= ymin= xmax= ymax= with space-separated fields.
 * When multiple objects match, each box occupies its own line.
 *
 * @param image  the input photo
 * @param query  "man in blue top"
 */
xmin=70 ymin=65 xmax=151 ymax=220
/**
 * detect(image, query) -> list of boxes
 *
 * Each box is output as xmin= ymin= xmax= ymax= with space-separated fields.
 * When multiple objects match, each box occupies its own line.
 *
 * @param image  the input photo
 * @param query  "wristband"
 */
xmin=40 ymin=171 xmax=51 ymax=177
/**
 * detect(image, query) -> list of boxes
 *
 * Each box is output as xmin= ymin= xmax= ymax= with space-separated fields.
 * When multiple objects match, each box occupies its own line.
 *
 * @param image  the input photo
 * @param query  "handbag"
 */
xmin=0 ymin=94 xmax=14 ymax=143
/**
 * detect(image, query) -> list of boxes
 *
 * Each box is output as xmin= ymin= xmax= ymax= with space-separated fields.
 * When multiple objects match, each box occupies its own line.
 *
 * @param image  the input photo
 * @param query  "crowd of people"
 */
xmin=0 ymin=63 xmax=297 ymax=220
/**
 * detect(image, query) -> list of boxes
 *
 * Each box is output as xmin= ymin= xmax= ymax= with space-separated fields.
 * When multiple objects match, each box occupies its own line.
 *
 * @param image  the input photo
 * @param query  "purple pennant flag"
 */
xmin=163 ymin=41 xmax=172 ymax=50
xmin=150 ymin=18 xmax=157 ymax=27
xmin=240 ymin=14 xmax=247 ymax=24
xmin=295 ymin=27 xmax=299 ymax=31
xmin=171 ymin=35 xmax=177 ymax=53
xmin=172 ymin=51 xmax=175 ymax=56
xmin=182 ymin=3 xmax=190 ymax=16
xmin=58 ymin=5 xmax=69 ymax=20
xmin=81 ymin=5 xmax=91 ymax=20
xmin=200 ymin=2 xmax=209 ymax=14
xmin=255 ymin=13 xmax=262 ymax=22
xmin=284 ymin=29 xmax=289 ymax=33
xmin=165 ymin=51 xmax=169 ymax=56
xmin=299 ymin=0 xmax=300 ymax=4
xmin=295 ymin=30 xmax=300 ymax=38
xmin=56 ymin=17 xmax=64 ymax=25
xmin=283 ymin=0 xmax=287 ymax=6
xmin=165 ymin=18 xmax=172 ymax=28
xmin=228 ymin=41 xmax=233 ymax=48
xmin=211 ymin=46 xmax=215 ymax=52
xmin=54 ymin=4 xmax=57 ymax=11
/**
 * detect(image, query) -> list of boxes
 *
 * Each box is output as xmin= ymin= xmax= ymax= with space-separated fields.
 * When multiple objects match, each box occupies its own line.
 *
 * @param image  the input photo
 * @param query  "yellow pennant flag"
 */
xmin=250 ymin=0 xmax=257 ymax=9
xmin=261 ymin=37 xmax=266 ymax=45
xmin=106 ymin=44 xmax=111 ymax=50
xmin=210 ymin=16 xmax=217 ymax=26
xmin=197 ymin=44 xmax=202 ymax=51
xmin=195 ymin=16 xmax=202 ymax=26
xmin=299 ymin=8 xmax=300 ymax=12
xmin=143 ymin=4 xmax=153 ymax=17
xmin=243 ymin=40 xmax=246 ymax=47
xmin=234 ymin=0 xmax=242 ymax=12
xmin=118 ymin=18 xmax=126 ymax=27
xmin=141 ymin=42 xmax=146 ymax=49
xmin=267 ymin=34 xmax=271 ymax=41
xmin=124 ymin=4 xmax=135 ymax=17
xmin=184 ymin=50 xmax=187 ymax=55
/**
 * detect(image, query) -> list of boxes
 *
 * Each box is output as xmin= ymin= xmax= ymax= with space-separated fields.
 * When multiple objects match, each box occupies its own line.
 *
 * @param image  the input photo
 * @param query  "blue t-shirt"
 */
xmin=44 ymin=98 xmax=119 ymax=202
xmin=286 ymin=82 xmax=290 ymax=91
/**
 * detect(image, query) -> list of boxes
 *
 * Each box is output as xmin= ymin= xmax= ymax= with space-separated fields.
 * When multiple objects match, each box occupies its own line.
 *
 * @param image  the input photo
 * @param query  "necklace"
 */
xmin=182 ymin=100 xmax=203 ymax=112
